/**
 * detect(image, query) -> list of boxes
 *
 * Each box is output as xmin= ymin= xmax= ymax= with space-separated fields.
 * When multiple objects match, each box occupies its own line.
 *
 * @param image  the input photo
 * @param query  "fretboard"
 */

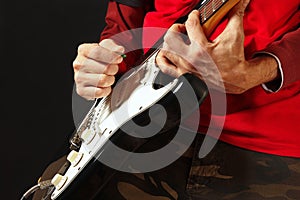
xmin=199 ymin=0 xmax=228 ymax=24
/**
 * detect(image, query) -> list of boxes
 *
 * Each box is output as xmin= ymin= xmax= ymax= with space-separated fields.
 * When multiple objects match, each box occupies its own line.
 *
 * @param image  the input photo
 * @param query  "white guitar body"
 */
xmin=50 ymin=54 xmax=204 ymax=199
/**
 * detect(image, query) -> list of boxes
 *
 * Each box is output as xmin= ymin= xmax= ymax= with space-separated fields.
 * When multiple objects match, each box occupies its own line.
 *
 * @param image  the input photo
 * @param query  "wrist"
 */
xmin=247 ymin=55 xmax=279 ymax=85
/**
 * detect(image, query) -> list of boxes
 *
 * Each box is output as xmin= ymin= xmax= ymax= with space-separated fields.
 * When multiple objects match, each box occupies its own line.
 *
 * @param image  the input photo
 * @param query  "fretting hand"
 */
xmin=156 ymin=0 xmax=278 ymax=94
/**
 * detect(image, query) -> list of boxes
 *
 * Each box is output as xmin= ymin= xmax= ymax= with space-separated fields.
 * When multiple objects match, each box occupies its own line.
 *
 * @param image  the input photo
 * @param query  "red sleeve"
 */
xmin=264 ymin=28 xmax=300 ymax=88
xmin=100 ymin=1 xmax=153 ymax=73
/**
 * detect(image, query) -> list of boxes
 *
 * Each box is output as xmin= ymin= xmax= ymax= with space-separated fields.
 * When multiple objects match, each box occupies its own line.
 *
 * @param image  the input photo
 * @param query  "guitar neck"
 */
xmin=137 ymin=0 xmax=240 ymax=66
xmin=200 ymin=0 xmax=240 ymax=36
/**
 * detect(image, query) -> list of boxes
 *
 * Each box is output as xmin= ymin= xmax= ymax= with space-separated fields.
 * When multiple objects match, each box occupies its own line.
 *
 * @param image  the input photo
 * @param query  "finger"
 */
xmin=76 ymin=86 xmax=112 ymax=100
xmin=229 ymin=0 xmax=250 ymax=18
xmin=163 ymin=24 xmax=189 ymax=54
xmin=77 ymin=43 xmax=123 ymax=64
xmin=75 ymin=72 xmax=115 ymax=88
xmin=102 ymin=64 xmax=119 ymax=75
xmin=100 ymin=39 xmax=125 ymax=54
xmin=156 ymin=51 xmax=181 ymax=77
xmin=163 ymin=49 xmax=194 ymax=74
xmin=227 ymin=0 xmax=250 ymax=27
xmin=73 ymin=56 xmax=119 ymax=75
xmin=167 ymin=23 xmax=187 ymax=35
xmin=218 ymin=0 xmax=249 ymax=43
xmin=185 ymin=10 xmax=208 ymax=46
xmin=87 ymin=74 xmax=115 ymax=88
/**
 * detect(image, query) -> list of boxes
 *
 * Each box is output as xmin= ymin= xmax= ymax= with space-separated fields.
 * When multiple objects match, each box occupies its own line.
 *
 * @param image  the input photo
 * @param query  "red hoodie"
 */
xmin=101 ymin=0 xmax=300 ymax=157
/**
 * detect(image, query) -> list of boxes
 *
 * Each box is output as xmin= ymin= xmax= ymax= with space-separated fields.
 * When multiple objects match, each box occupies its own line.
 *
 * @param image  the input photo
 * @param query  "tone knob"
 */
xmin=51 ymin=174 xmax=68 ymax=190
xmin=67 ymin=150 xmax=83 ymax=166
xmin=81 ymin=129 xmax=96 ymax=144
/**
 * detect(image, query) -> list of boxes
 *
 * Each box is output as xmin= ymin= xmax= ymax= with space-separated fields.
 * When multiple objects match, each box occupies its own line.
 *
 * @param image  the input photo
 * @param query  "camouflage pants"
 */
xmin=97 ymin=133 xmax=300 ymax=200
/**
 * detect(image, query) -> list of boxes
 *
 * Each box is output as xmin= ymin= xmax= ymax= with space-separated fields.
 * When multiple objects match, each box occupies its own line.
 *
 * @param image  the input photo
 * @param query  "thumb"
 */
xmin=219 ymin=0 xmax=250 ymax=40
xmin=230 ymin=0 xmax=250 ymax=17
xmin=227 ymin=0 xmax=250 ymax=24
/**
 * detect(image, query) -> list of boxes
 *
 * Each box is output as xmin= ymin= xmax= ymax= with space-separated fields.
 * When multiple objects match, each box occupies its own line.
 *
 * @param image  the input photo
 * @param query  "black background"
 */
xmin=1 ymin=0 xmax=109 ymax=199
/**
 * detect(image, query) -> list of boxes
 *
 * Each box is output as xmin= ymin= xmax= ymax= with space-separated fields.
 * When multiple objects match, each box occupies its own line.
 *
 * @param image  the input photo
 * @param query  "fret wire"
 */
xmin=212 ymin=0 xmax=216 ymax=11
xmin=199 ymin=1 xmax=222 ymax=14
xmin=200 ymin=9 xmax=216 ymax=18
xmin=199 ymin=0 xmax=226 ymax=22
xmin=210 ymin=0 xmax=224 ymax=8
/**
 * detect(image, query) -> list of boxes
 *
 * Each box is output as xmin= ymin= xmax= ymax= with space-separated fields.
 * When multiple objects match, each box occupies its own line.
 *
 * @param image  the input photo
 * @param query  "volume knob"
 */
xmin=51 ymin=174 xmax=68 ymax=190
xmin=67 ymin=150 xmax=83 ymax=166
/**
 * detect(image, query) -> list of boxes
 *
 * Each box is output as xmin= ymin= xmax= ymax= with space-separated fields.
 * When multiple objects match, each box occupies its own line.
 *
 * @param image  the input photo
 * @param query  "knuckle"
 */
xmin=78 ymin=43 xmax=98 ymax=58
xmin=164 ymin=33 xmax=172 ymax=45
xmin=102 ymin=65 xmax=109 ymax=74
xmin=110 ymin=75 xmax=116 ymax=85
xmin=104 ymin=64 xmax=118 ymax=75
xmin=98 ymin=75 xmax=115 ymax=87
xmin=160 ymin=66 xmax=169 ymax=74
xmin=101 ymin=39 xmax=125 ymax=53
xmin=111 ymin=65 xmax=119 ymax=75
xmin=96 ymin=87 xmax=111 ymax=97
xmin=74 ymin=73 xmax=84 ymax=84
xmin=97 ymin=75 xmax=106 ymax=86
xmin=77 ymin=44 xmax=86 ymax=54
xmin=106 ymin=75 xmax=115 ymax=85
xmin=158 ymin=49 xmax=165 ymax=57
xmin=99 ymin=39 xmax=111 ymax=47
xmin=155 ymin=56 xmax=162 ymax=65
xmin=76 ymin=86 xmax=85 ymax=97
xmin=118 ymin=46 xmax=125 ymax=53
xmin=113 ymin=45 xmax=125 ymax=54
xmin=95 ymin=88 xmax=103 ymax=97
xmin=87 ymin=46 xmax=98 ymax=58
xmin=73 ymin=59 xmax=81 ymax=70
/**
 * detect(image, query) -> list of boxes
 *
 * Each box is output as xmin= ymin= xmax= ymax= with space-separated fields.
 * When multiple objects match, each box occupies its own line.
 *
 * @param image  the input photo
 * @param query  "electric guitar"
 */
xmin=22 ymin=0 xmax=240 ymax=199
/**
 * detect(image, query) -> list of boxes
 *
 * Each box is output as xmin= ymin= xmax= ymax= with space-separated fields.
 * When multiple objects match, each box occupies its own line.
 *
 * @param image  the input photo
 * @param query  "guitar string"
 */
xmin=88 ymin=0 xmax=229 ymax=133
